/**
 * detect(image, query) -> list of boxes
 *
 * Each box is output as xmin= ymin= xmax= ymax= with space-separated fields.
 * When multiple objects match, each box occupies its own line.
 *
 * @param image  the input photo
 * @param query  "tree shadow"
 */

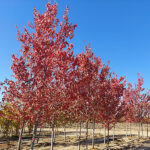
xmin=135 ymin=140 xmax=150 ymax=150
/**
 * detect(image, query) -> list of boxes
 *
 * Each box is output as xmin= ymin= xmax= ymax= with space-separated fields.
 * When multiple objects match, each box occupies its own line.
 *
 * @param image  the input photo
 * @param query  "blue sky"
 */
xmin=0 ymin=0 xmax=150 ymax=94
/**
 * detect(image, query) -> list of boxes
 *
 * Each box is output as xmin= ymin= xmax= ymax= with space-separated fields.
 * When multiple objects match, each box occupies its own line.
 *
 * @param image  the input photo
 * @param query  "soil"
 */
xmin=0 ymin=123 xmax=150 ymax=150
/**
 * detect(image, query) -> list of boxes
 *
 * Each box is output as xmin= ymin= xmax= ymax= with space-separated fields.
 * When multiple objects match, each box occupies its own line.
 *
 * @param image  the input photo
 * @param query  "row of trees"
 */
xmin=0 ymin=1 xmax=150 ymax=150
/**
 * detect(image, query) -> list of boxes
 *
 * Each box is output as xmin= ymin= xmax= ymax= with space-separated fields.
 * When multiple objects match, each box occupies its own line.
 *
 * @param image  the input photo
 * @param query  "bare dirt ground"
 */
xmin=1 ymin=123 xmax=150 ymax=150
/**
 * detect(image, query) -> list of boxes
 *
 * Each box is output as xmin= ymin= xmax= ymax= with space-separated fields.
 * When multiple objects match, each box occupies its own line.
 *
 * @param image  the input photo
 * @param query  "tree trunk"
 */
xmin=92 ymin=121 xmax=95 ymax=149
xmin=104 ymin=126 xmax=106 ymax=144
xmin=78 ymin=121 xmax=82 ymax=150
xmin=53 ymin=127 xmax=56 ymax=144
xmin=37 ymin=127 xmax=42 ymax=144
xmin=64 ymin=126 xmax=66 ymax=142
xmin=138 ymin=122 xmax=140 ymax=138
xmin=99 ymin=123 xmax=101 ymax=135
xmin=113 ymin=124 xmax=115 ymax=141
xmin=6 ymin=130 xmax=9 ymax=146
xmin=51 ymin=123 xmax=54 ymax=150
xmin=23 ymin=125 xmax=25 ymax=133
xmin=17 ymin=123 xmax=26 ymax=150
xmin=141 ymin=123 xmax=143 ymax=137
xmin=107 ymin=124 xmax=110 ymax=149
xmin=85 ymin=121 xmax=88 ymax=150
xmin=130 ymin=122 xmax=132 ymax=136
xmin=147 ymin=122 xmax=149 ymax=137
xmin=30 ymin=119 xmax=39 ymax=150
xmin=126 ymin=122 xmax=128 ymax=137
xmin=76 ymin=123 xmax=78 ymax=138
xmin=11 ymin=128 xmax=13 ymax=137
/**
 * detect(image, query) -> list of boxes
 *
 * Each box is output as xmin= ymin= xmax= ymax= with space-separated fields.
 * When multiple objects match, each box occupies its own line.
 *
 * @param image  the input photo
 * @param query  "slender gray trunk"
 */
xmin=147 ymin=122 xmax=149 ymax=137
xmin=76 ymin=123 xmax=78 ymax=138
xmin=79 ymin=121 xmax=81 ymax=137
xmin=17 ymin=124 xmax=25 ymax=150
xmin=141 ymin=123 xmax=143 ymax=137
xmin=85 ymin=121 xmax=88 ymax=150
xmin=92 ymin=121 xmax=95 ymax=149
xmin=126 ymin=122 xmax=128 ymax=137
xmin=37 ymin=127 xmax=42 ymax=144
xmin=23 ymin=125 xmax=25 ymax=133
xmin=104 ymin=126 xmax=106 ymax=144
xmin=64 ymin=126 xmax=66 ymax=142
xmin=78 ymin=121 xmax=82 ymax=150
xmin=30 ymin=119 xmax=39 ymax=150
xmin=106 ymin=125 xmax=110 ymax=150
xmin=138 ymin=122 xmax=140 ymax=138
xmin=11 ymin=128 xmax=13 ymax=136
xmin=53 ymin=127 xmax=55 ymax=143
xmin=130 ymin=122 xmax=132 ymax=136
xmin=99 ymin=123 xmax=101 ymax=135
xmin=51 ymin=123 xmax=54 ymax=150
xmin=113 ymin=124 xmax=115 ymax=141
xmin=54 ymin=126 xmax=56 ymax=141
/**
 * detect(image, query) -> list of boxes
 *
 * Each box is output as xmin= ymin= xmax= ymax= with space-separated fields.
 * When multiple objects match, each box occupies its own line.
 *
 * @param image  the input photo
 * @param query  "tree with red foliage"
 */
xmin=11 ymin=1 xmax=77 ymax=149
xmin=142 ymin=91 xmax=150 ymax=137
xmin=1 ymin=79 xmax=32 ymax=150
xmin=97 ymin=73 xmax=126 ymax=146
xmin=70 ymin=47 xmax=103 ymax=150
xmin=123 ymin=75 xmax=147 ymax=138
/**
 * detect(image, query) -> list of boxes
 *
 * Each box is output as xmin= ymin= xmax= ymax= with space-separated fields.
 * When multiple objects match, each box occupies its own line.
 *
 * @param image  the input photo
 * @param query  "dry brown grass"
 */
xmin=0 ymin=123 xmax=150 ymax=149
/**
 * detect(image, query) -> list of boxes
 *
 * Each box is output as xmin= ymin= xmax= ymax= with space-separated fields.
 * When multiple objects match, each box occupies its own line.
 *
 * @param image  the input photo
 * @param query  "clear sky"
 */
xmin=0 ymin=0 xmax=150 ymax=94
